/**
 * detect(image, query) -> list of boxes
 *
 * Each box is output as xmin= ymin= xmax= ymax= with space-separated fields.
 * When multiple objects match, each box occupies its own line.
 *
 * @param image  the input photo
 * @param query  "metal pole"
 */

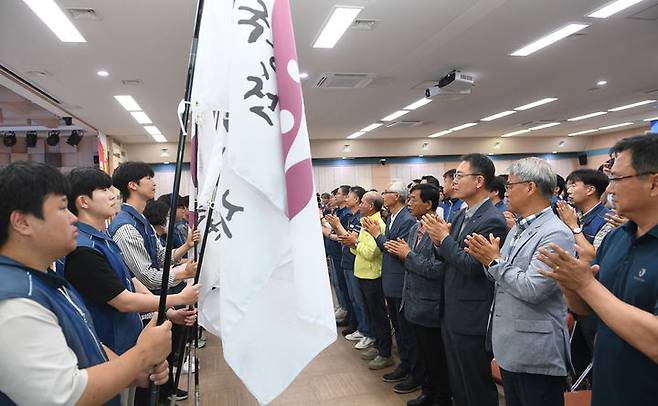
xmin=150 ymin=0 xmax=205 ymax=404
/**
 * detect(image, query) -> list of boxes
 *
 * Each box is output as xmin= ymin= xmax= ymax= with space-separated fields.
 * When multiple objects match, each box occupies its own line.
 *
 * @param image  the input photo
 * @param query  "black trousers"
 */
xmin=358 ymin=277 xmax=392 ymax=357
xmin=571 ymin=314 xmax=596 ymax=380
xmin=500 ymin=368 xmax=566 ymax=406
xmin=387 ymin=297 xmax=424 ymax=382
xmin=412 ymin=323 xmax=452 ymax=404
xmin=442 ymin=328 xmax=498 ymax=406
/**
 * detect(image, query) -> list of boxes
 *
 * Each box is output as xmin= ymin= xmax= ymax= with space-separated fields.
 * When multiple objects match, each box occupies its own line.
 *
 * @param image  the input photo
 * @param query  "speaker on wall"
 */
xmin=577 ymin=153 xmax=588 ymax=166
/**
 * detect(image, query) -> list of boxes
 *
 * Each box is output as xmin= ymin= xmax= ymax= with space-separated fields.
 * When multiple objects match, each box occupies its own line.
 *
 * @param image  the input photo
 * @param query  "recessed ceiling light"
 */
xmin=144 ymin=125 xmax=162 ymax=136
xmin=598 ymin=122 xmax=634 ymax=130
xmin=568 ymin=129 xmax=599 ymax=136
xmin=514 ymin=97 xmax=558 ymax=111
xmin=643 ymin=116 xmax=658 ymax=122
xmin=449 ymin=122 xmax=478 ymax=132
xmin=552 ymin=151 xmax=558 ymax=154
xmin=510 ymin=24 xmax=588 ymax=57
xmin=587 ymin=0 xmax=645 ymax=19
xmin=97 ymin=70 xmax=109 ymax=77
xmin=347 ymin=131 xmax=365 ymax=139
xmin=428 ymin=130 xmax=452 ymax=138
xmin=299 ymin=72 xmax=309 ymax=79
xmin=114 ymin=95 xmax=142 ymax=112
xmin=501 ymin=129 xmax=531 ymax=138
xmin=608 ymin=100 xmax=656 ymax=112
xmin=152 ymin=134 xmax=167 ymax=143
xmin=382 ymin=110 xmax=410 ymax=121
xmin=488 ymin=152 xmax=495 ymax=156
xmin=313 ymin=6 xmax=363 ymax=48
xmin=418 ymin=154 xmax=424 ymax=158
xmin=529 ymin=122 xmax=561 ymax=131
xmin=360 ymin=123 xmax=383 ymax=132
xmin=567 ymin=111 xmax=607 ymax=121
xmin=403 ymin=98 xmax=432 ymax=110
xmin=597 ymin=80 xmax=607 ymax=86
xmin=22 ymin=0 xmax=86 ymax=42
xmin=130 ymin=111 xmax=152 ymax=124
xmin=481 ymin=110 xmax=516 ymax=121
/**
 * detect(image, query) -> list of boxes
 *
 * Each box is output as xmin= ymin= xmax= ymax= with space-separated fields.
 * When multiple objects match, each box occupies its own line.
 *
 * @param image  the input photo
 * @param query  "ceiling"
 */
xmin=0 ymin=0 xmax=657 ymax=145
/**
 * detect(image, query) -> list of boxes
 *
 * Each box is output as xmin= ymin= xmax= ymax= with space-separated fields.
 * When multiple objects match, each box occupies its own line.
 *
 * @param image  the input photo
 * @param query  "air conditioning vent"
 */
xmin=67 ymin=8 xmax=101 ymax=21
xmin=385 ymin=121 xmax=423 ymax=128
xmin=313 ymin=73 xmax=376 ymax=89
xmin=121 ymin=79 xmax=143 ymax=86
xmin=351 ymin=19 xmax=379 ymax=31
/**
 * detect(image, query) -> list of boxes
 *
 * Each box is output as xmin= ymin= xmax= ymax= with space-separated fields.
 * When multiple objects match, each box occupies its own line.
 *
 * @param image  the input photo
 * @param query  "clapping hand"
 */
xmin=383 ymin=238 xmax=411 ymax=260
xmin=556 ymin=200 xmax=578 ymax=229
xmin=420 ymin=213 xmax=451 ymax=246
xmin=537 ymin=243 xmax=599 ymax=291
xmin=464 ymin=233 xmax=501 ymax=266
xmin=362 ymin=216 xmax=381 ymax=238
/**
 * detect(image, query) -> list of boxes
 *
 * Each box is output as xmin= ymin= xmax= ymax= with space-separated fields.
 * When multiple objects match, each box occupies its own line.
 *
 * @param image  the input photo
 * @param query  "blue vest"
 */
xmin=441 ymin=198 xmax=464 ymax=222
xmin=581 ymin=203 xmax=610 ymax=244
xmin=72 ymin=222 xmax=143 ymax=355
xmin=0 ymin=256 xmax=119 ymax=406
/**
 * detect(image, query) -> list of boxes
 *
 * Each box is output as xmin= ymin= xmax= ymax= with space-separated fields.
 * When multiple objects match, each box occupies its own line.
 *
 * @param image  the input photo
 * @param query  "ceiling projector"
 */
xmin=425 ymin=70 xmax=475 ymax=98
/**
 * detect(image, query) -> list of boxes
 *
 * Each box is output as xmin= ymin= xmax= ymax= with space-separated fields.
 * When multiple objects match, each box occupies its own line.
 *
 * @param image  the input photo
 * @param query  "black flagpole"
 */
xmin=150 ymin=0 xmax=205 ymax=404
xmin=170 ymin=178 xmax=219 ymax=406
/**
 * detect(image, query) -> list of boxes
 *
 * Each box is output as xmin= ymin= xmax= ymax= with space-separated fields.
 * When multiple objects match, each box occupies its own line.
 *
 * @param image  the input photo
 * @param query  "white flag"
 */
xmin=193 ymin=0 xmax=337 ymax=404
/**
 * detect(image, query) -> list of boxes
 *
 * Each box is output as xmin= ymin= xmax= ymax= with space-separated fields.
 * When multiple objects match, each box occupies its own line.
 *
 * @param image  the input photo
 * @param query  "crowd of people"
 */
xmin=319 ymin=133 xmax=658 ymax=406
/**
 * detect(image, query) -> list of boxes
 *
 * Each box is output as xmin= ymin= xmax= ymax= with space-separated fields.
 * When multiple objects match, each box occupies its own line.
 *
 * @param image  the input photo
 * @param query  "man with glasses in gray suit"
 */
xmin=465 ymin=158 xmax=575 ymax=406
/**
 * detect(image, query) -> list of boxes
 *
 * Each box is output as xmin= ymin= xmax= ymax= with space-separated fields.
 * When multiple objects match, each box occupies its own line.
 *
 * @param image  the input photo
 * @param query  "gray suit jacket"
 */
xmin=375 ymin=207 xmax=417 ymax=298
xmin=487 ymin=209 xmax=575 ymax=376
xmin=402 ymin=222 xmax=446 ymax=328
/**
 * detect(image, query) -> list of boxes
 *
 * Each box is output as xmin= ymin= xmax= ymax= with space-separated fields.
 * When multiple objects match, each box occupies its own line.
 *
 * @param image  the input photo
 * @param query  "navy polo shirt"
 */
xmin=324 ymin=207 xmax=346 ymax=258
xmin=591 ymin=222 xmax=658 ymax=406
xmin=340 ymin=209 xmax=361 ymax=270
xmin=581 ymin=203 xmax=610 ymax=245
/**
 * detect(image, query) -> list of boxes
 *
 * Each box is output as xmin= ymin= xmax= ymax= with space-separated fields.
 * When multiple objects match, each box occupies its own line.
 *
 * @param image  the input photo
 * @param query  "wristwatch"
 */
xmin=487 ymin=258 xmax=500 ymax=268
xmin=572 ymin=227 xmax=583 ymax=235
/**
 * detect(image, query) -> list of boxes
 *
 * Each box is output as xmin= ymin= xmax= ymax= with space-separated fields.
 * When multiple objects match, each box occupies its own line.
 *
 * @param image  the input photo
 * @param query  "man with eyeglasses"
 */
xmin=422 ymin=154 xmax=508 ymax=406
xmin=464 ymin=157 xmax=575 ymax=406
xmin=538 ymin=133 xmax=658 ymax=406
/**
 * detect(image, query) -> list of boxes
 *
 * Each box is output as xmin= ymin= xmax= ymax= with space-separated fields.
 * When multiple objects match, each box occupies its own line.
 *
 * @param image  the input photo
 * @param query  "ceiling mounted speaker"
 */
xmin=26 ymin=131 xmax=38 ymax=147
xmin=46 ymin=130 xmax=60 ymax=146
xmin=3 ymin=131 xmax=17 ymax=147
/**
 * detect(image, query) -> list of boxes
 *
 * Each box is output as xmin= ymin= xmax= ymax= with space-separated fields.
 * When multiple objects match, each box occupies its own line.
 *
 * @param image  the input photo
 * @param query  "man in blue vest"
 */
xmin=0 ymin=161 xmax=172 ymax=405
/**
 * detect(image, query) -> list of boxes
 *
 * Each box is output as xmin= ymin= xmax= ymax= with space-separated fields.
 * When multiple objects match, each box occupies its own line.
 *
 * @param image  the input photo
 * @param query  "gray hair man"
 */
xmin=465 ymin=157 xmax=575 ymax=406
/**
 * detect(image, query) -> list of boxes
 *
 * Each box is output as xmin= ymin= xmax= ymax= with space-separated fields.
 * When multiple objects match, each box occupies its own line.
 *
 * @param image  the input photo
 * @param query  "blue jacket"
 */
xmin=0 ymin=256 xmax=119 ymax=405
xmin=374 ymin=207 xmax=417 ymax=298
xmin=581 ymin=203 xmax=609 ymax=244
xmin=71 ymin=222 xmax=143 ymax=355
xmin=341 ymin=209 xmax=361 ymax=270
xmin=441 ymin=198 xmax=465 ymax=222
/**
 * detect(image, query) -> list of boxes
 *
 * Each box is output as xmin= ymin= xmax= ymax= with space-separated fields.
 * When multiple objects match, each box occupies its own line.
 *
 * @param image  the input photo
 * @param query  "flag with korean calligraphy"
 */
xmin=192 ymin=0 xmax=336 ymax=404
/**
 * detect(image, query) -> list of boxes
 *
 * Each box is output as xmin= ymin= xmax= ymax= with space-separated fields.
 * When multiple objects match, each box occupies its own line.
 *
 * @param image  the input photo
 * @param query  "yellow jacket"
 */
xmin=351 ymin=211 xmax=386 ymax=280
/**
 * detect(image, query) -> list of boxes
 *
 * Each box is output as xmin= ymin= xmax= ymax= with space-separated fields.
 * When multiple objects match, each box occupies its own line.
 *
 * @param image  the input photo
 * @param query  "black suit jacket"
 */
xmin=437 ymin=199 xmax=508 ymax=335
xmin=374 ymin=207 xmax=417 ymax=298
xmin=402 ymin=222 xmax=446 ymax=328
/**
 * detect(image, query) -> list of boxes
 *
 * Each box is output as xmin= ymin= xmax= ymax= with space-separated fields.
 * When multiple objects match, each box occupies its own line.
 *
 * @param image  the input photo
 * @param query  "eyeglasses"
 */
xmin=505 ymin=180 xmax=531 ymax=190
xmin=453 ymin=172 xmax=483 ymax=181
xmin=608 ymin=172 xmax=656 ymax=183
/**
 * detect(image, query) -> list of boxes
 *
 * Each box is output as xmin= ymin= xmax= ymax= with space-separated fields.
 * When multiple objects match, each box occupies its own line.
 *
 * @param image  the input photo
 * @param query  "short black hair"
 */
xmin=112 ymin=161 xmax=154 ymax=200
xmin=331 ymin=188 xmax=339 ymax=196
xmin=443 ymin=169 xmax=456 ymax=179
xmin=421 ymin=175 xmax=441 ymax=188
xmin=556 ymin=174 xmax=566 ymax=197
xmin=349 ymin=186 xmax=366 ymax=201
xmin=338 ymin=185 xmax=351 ymax=195
xmin=460 ymin=153 xmax=496 ymax=190
xmin=610 ymin=133 xmax=658 ymax=176
xmin=490 ymin=176 xmax=506 ymax=200
xmin=66 ymin=167 xmax=113 ymax=215
xmin=0 ymin=161 xmax=70 ymax=247
xmin=566 ymin=169 xmax=610 ymax=198
xmin=143 ymin=199 xmax=169 ymax=227
xmin=180 ymin=195 xmax=189 ymax=208
xmin=410 ymin=183 xmax=440 ymax=210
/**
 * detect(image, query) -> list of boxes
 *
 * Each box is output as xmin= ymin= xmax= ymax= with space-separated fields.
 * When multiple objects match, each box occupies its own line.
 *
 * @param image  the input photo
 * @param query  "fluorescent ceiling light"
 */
xmin=481 ymin=110 xmax=516 ymax=121
xmin=299 ymin=72 xmax=309 ymax=79
xmin=567 ymin=111 xmax=607 ymax=121
xmin=449 ymin=122 xmax=478 ymax=132
xmin=22 ymin=0 xmax=86 ymax=42
xmin=382 ymin=110 xmax=410 ymax=121
xmin=568 ymin=129 xmax=599 ymax=136
xmin=347 ymin=131 xmax=365 ymax=139
xmin=514 ymin=97 xmax=558 ymax=111
xmin=529 ymin=122 xmax=561 ymax=131
xmin=152 ymin=134 xmax=167 ymax=143
xmin=403 ymin=98 xmax=432 ymax=110
xmin=313 ymin=6 xmax=362 ymax=48
xmin=608 ymin=100 xmax=656 ymax=111
xmin=360 ymin=123 xmax=382 ymax=132
xmin=114 ymin=95 xmax=142 ymax=112
xmin=588 ymin=0 xmax=645 ymax=18
xmin=501 ymin=129 xmax=530 ymax=138
xmin=510 ymin=24 xmax=588 ymax=56
xmin=130 ymin=111 xmax=152 ymax=124
xmin=97 ymin=70 xmax=109 ymax=77
xmin=643 ymin=116 xmax=658 ymax=122
xmin=597 ymin=80 xmax=607 ymax=86
xmin=428 ymin=130 xmax=452 ymax=138
xmin=598 ymin=122 xmax=634 ymax=130
xmin=144 ymin=125 xmax=162 ymax=136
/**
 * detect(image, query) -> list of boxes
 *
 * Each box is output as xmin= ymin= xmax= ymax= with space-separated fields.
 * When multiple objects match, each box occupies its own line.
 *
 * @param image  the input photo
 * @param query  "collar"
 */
xmin=0 ymin=255 xmax=67 ymax=288
xmin=76 ymin=221 xmax=112 ymax=241
xmin=580 ymin=202 xmax=604 ymax=224
xmin=517 ymin=206 xmax=552 ymax=231
xmin=364 ymin=211 xmax=382 ymax=223
xmin=464 ymin=197 xmax=489 ymax=219
xmin=622 ymin=221 xmax=658 ymax=240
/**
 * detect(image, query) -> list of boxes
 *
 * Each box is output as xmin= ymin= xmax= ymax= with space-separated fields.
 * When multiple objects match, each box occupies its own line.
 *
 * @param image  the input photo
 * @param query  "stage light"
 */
xmin=46 ymin=130 xmax=60 ymax=146
xmin=66 ymin=130 xmax=83 ymax=146
xmin=26 ymin=131 xmax=38 ymax=147
xmin=3 ymin=131 xmax=17 ymax=147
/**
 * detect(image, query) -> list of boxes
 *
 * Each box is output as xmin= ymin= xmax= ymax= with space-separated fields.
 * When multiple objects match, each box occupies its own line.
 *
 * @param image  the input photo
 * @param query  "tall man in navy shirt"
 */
xmin=539 ymin=133 xmax=658 ymax=406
